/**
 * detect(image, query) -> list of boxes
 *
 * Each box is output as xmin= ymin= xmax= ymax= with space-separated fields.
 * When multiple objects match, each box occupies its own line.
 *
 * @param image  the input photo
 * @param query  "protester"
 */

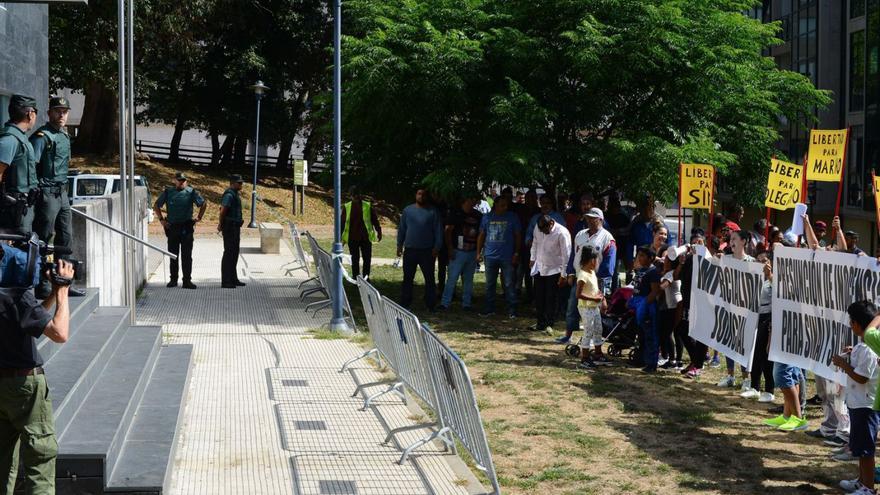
xmin=835 ymin=301 xmax=880 ymax=495
xmin=750 ymin=218 xmax=767 ymax=250
xmin=659 ymin=247 xmax=683 ymax=369
xmin=679 ymin=232 xmax=707 ymax=379
xmin=650 ymin=223 xmax=668 ymax=255
xmin=740 ymin=246 xmax=775 ymax=403
xmin=575 ymin=246 xmax=607 ymax=370
xmin=438 ymin=196 xmax=482 ymax=311
xmin=397 ymin=188 xmax=443 ymax=311
xmin=624 ymin=195 xmax=663 ymax=277
xmin=529 ymin=215 xmax=571 ymax=333
xmin=557 ymin=207 xmax=616 ymax=345
xmin=725 ymin=204 xmax=744 ymax=231
xmin=814 ymin=220 xmax=828 ymax=247
xmin=845 ymin=230 xmax=865 ymax=256
xmin=525 ymin=195 xmax=566 ymax=246
xmin=629 ymin=245 xmax=661 ymax=373
xmin=514 ymin=188 xmax=540 ymax=304
xmin=762 ymin=257 xmax=808 ymax=431
xmin=717 ymin=230 xmax=753 ymax=390
xmin=476 ymin=196 xmax=522 ymax=318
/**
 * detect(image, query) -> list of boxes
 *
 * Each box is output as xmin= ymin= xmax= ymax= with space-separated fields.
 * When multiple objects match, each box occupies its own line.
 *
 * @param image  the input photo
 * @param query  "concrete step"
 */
xmin=106 ymin=344 xmax=193 ymax=494
xmin=45 ymin=306 xmax=130 ymax=436
xmin=37 ymin=287 xmax=100 ymax=363
xmin=56 ymin=326 xmax=163 ymax=482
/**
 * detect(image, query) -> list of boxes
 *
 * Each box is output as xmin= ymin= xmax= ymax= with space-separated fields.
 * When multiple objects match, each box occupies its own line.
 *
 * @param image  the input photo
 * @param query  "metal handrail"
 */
xmin=71 ymin=208 xmax=178 ymax=260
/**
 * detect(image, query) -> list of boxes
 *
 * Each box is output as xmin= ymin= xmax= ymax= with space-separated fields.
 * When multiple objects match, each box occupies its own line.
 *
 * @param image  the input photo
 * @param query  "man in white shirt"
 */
xmin=529 ymin=215 xmax=571 ymax=333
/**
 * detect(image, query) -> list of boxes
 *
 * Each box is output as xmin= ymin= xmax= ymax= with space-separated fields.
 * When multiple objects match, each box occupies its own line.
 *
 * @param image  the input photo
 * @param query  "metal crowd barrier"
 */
xmin=284 ymin=222 xmax=314 ymax=285
xmin=343 ymin=277 xmax=500 ymax=494
xmin=301 ymin=232 xmax=357 ymax=330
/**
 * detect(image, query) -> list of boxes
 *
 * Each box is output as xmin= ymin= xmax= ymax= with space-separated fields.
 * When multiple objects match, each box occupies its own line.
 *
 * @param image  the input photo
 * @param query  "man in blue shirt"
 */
xmin=476 ymin=196 xmax=521 ymax=318
xmin=397 ymin=188 xmax=443 ymax=310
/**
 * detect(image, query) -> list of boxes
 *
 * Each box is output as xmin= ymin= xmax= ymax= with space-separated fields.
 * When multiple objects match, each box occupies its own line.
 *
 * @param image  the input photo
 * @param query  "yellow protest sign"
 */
xmin=765 ymin=159 xmax=804 ymax=210
xmin=679 ymin=163 xmax=714 ymax=210
xmin=806 ymin=129 xmax=848 ymax=182
xmin=873 ymin=173 xmax=880 ymax=233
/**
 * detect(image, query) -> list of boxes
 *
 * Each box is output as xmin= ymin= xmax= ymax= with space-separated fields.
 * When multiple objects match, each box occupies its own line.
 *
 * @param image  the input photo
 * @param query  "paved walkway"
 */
xmin=136 ymin=238 xmax=484 ymax=495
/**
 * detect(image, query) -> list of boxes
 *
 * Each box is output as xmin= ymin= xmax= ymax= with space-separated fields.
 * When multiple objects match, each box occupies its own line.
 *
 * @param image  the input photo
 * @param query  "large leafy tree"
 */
xmin=338 ymin=0 xmax=830 ymax=204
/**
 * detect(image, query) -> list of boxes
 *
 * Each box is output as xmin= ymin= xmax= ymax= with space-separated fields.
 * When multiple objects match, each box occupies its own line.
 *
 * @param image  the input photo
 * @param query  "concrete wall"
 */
xmin=71 ymin=187 xmax=151 ymax=306
xmin=0 ymin=3 xmax=49 ymax=125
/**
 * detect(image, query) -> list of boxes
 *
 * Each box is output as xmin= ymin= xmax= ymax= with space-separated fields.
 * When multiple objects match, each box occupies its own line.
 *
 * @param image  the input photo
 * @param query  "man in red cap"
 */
xmin=814 ymin=220 xmax=828 ymax=248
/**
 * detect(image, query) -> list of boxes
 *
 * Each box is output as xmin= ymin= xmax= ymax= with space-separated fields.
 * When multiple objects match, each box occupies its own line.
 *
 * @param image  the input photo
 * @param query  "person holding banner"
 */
xmin=740 ymin=248 xmax=775 ymax=403
xmin=834 ymin=301 xmax=880 ymax=495
xmin=717 ymin=230 xmax=754 ymax=390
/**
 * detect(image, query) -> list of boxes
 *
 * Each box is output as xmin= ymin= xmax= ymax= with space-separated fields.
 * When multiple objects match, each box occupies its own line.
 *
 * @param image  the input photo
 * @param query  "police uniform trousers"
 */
xmin=165 ymin=221 xmax=195 ymax=283
xmin=0 ymin=202 xmax=36 ymax=235
xmin=0 ymin=373 xmax=57 ymax=494
xmin=34 ymin=187 xmax=73 ymax=297
xmin=221 ymin=219 xmax=242 ymax=285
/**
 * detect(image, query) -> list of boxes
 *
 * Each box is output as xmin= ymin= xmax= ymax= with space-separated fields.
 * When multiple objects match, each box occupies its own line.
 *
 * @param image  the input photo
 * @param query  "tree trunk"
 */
xmin=210 ymin=131 xmax=221 ymax=167
xmin=219 ymin=135 xmax=234 ymax=168
xmin=74 ymin=82 xmax=117 ymax=155
xmin=275 ymin=136 xmax=293 ymax=169
xmin=233 ymin=137 xmax=247 ymax=169
xmin=169 ymin=113 xmax=186 ymax=162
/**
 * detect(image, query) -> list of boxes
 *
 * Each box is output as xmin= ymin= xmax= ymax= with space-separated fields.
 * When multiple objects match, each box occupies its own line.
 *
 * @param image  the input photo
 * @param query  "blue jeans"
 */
xmin=484 ymin=258 xmax=516 ymax=314
xmin=630 ymin=295 xmax=659 ymax=368
xmin=441 ymin=249 xmax=477 ymax=308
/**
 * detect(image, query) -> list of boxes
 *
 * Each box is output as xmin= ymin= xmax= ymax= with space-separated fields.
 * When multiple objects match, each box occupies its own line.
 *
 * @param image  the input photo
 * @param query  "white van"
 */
xmin=67 ymin=172 xmax=154 ymax=222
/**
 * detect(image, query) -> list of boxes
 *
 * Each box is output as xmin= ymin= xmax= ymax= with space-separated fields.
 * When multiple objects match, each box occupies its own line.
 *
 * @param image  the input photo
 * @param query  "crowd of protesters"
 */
xmin=381 ymin=184 xmax=880 ymax=494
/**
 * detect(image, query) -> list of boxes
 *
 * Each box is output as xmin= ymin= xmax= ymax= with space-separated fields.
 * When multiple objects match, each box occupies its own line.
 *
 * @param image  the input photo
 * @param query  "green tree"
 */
xmin=338 ymin=0 xmax=830 ymax=205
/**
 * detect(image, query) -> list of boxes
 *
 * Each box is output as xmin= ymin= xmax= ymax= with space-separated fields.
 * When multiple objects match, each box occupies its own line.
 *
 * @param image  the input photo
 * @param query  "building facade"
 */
xmin=0 ymin=2 xmax=49 ymax=124
xmin=749 ymin=0 xmax=880 ymax=252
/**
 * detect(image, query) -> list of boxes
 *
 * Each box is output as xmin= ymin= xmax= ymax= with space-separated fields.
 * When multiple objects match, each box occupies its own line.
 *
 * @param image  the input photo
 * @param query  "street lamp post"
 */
xmin=248 ymin=80 xmax=269 ymax=229
xmin=329 ymin=0 xmax=350 ymax=333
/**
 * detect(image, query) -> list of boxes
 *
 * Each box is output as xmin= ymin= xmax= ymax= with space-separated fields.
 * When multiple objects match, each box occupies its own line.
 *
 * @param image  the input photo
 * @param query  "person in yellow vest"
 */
xmin=340 ymin=186 xmax=382 ymax=279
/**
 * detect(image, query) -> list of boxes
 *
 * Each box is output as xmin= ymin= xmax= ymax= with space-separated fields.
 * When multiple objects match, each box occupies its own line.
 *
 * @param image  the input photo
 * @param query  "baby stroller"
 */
xmin=565 ymin=286 xmax=641 ymax=364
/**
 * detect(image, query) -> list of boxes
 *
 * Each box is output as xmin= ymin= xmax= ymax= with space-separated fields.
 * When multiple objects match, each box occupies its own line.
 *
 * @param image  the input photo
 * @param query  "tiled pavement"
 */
xmin=137 ymin=237 xmax=484 ymax=495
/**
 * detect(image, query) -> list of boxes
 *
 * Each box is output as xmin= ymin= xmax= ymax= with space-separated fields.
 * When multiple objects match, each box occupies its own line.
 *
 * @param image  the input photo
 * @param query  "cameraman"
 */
xmin=0 ymin=259 xmax=74 ymax=494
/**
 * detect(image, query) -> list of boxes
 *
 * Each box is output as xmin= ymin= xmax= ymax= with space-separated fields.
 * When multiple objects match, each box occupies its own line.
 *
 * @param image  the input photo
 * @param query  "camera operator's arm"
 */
xmin=41 ymin=260 xmax=73 ymax=343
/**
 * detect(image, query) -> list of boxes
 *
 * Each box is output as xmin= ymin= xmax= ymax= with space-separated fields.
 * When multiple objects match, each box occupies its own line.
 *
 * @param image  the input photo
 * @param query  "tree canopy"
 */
xmin=338 ymin=0 xmax=830 ymax=204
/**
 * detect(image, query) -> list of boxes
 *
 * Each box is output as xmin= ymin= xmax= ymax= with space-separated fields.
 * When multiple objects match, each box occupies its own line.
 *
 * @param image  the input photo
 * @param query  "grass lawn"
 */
xmin=330 ymin=261 xmax=852 ymax=495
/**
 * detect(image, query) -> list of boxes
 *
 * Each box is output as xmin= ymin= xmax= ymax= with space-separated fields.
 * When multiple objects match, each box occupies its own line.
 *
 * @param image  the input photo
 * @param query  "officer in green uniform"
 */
xmin=153 ymin=172 xmax=206 ymax=289
xmin=0 ymin=95 xmax=40 ymax=234
xmin=218 ymin=174 xmax=245 ymax=288
xmin=31 ymin=96 xmax=86 ymax=299
xmin=0 ymin=259 xmax=74 ymax=495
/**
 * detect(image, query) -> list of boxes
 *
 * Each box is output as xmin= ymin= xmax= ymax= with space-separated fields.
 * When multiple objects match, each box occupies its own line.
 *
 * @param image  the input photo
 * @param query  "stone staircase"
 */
xmin=17 ymin=288 xmax=192 ymax=495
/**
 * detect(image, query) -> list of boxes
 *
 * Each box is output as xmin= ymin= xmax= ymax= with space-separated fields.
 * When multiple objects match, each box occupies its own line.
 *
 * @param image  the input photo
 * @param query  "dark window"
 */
xmin=851 ymin=30 xmax=866 ymax=111
xmin=846 ymin=126 xmax=865 ymax=208
xmin=851 ymin=0 xmax=866 ymax=18
xmin=76 ymin=179 xmax=107 ymax=196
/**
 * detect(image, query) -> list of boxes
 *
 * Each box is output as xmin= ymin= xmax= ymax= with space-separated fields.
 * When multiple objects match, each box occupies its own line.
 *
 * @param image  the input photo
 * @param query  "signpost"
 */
xmin=292 ymin=159 xmax=308 ymax=215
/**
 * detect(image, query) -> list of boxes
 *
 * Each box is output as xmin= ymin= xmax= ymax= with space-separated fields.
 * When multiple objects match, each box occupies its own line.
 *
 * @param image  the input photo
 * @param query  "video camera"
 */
xmin=0 ymin=230 xmax=79 ymax=288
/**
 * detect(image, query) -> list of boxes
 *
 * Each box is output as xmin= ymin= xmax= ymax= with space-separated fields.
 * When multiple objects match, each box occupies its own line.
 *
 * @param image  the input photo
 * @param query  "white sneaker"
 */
xmin=839 ymin=478 xmax=862 ymax=492
xmin=757 ymin=392 xmax=775 ymax=403
xmin=716 ymin=376 xmax=735 ymax=387
xmin=740 ymin=380 xmax=751 ymax=392
xmin=657 ymin=357 xmax=669 ymax=366
xmin=739 ymin=388 xmax=759 ymax=399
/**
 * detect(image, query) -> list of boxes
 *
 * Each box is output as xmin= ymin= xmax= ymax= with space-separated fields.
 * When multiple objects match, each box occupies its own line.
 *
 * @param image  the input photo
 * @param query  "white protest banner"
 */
xmin=770 ymin=246 xmax=880 ymax=384
xmin=689 ymin=245 xmax=764 ymax=369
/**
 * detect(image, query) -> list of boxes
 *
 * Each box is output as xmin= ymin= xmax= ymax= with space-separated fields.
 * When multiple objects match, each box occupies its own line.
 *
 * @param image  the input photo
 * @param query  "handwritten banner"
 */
xmin=769 ymin=247 xmax=879 ymax=384
xmin=688 ymin=246 xmax=764 ymax=369
xmin=765 ymin=159 xmax=803 ymax=211
xmin=806 ymin=129 xmax=848 ymax=182
xmin=679 ymin=163 xmax=714 ymax=210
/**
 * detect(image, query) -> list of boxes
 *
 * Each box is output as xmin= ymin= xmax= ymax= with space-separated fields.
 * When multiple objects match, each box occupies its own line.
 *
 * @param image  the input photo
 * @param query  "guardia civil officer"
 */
xmin=218 ymin=174 xmax=245 ymax=288
xmin=0 ymin=95 xmax=40 ymax=233
xmin=0 ymin=259 xmax=74 ymax=494
xmin=31 ymin=96 xmax=85 ymax=299
xmin=154 ymin=172 xmax=206 ymax=289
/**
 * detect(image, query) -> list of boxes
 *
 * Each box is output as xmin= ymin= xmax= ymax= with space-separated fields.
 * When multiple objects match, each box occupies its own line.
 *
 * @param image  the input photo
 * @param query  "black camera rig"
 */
xmin=0 ymin=230 xmax=79 ymax=288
